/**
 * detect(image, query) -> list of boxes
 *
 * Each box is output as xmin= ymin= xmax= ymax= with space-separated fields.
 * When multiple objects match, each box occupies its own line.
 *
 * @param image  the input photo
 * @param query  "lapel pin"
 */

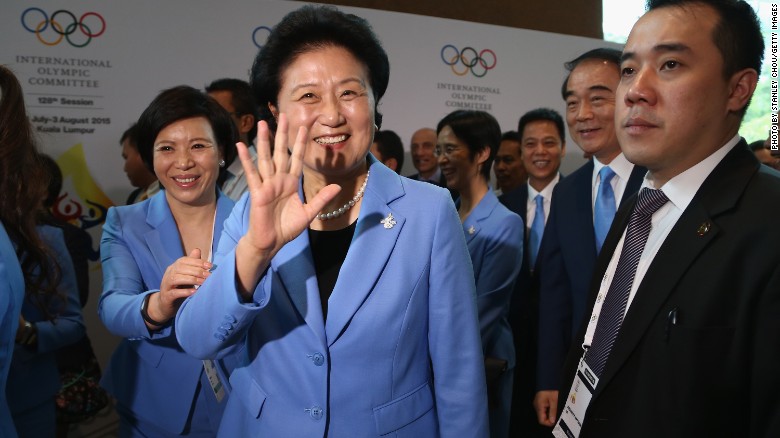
xmin=467 ymin=225 xmax=476 ymax=235
xmin=696 ymin=221 xmax=712 ymax=236
xmin=380 ymin=213 xmax=396 ymax=229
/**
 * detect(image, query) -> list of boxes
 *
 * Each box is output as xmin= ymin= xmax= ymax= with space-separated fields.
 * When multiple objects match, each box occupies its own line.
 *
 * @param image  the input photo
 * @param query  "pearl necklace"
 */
xmin=317 ymin=170 xmax=369 ymax=221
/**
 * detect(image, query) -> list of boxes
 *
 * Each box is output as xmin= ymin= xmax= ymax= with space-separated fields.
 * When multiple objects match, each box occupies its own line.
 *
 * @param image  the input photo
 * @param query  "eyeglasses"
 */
xmin=434 ymin=144 xmax=462 ymax=157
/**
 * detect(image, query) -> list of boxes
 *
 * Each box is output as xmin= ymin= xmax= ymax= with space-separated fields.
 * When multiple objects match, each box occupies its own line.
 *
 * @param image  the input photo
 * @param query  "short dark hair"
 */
xmin=518 ymin=108 xmax=566 ymax=143
xmin=373 ymin=130 xmax=404 ymax=173
xmin=645 ymin=0 xmax=763 ymax=114
xmin=136 ymin=85 xmax=238 ymax=185
xmin=500 ymin=131 xmax=522 ymax=143
xmin=250 ymin=5 xmax=390 ymax=129
xmin=749 ymin=139 xmax=767 ymax=152
xmin=120 ymin=123 xmax=139 ymax=148
xmin=561 ymin=48 xmax=622 ymax=100
xmin=205 ymin=78 xmax=259 ymax=143
xmin=436 ymin=110 xmax=501 ymax=182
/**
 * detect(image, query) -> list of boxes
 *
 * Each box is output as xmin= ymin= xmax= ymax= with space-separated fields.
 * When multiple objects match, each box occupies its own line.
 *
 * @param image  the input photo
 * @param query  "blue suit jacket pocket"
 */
xmin=129 ymin=339 xmax=164 ymax=368
xmin=373 ymin=380 xmax=434 ymax=435
xmin=230 ymin=368 xmax=267 ymax=419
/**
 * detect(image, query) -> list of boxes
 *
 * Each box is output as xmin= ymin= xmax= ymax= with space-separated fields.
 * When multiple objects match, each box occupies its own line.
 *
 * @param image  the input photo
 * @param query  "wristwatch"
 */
xmin=17 ymin=320 xmax=37 ymax=346
xmin=141 ymin=294 xmax=169 ymax=327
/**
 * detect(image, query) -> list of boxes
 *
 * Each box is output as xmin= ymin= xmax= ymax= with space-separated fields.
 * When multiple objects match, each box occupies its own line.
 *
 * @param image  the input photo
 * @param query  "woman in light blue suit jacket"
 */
xmin=175 ymin=6 xmax=489 ymax=437
xmin=436 ymin=110 xmax=524 ymax=438
xmin=8 ymin=225 xmax=85 ymax=437
xmin=99 ymin=86 xmax=239 ymax=437
xmin=0 ymin=222 xmax=24 ymax=438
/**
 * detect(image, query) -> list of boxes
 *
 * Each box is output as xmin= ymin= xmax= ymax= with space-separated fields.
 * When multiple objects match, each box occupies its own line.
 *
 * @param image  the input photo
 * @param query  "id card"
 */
xmin=203 ymin=359 xmax=226 ymax=403
xmin=553 ymin=357 xmax=598 ymax=438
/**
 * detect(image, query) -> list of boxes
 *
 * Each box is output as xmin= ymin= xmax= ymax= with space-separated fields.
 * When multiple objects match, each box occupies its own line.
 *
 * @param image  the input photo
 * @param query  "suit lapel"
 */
xmin=144 ymin=193 xmax=184 ymax=283
xmin=325 ymin=161 xmax=405 ymax=346
xmin=620 ymin=165 xmax=647 ymax=207
xmin=593 ymin=142 xmax=758 ymax=397
xmin=272 ymin=227 xmax=326 ymax=347
xmin=573 ymin=162 xmax=598 ymax=256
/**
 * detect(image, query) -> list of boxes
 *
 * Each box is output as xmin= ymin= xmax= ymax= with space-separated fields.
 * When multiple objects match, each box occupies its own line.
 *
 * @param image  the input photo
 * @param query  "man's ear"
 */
xmin=238 ymin=114 xmax=255 ymax=135
xmin=384 ymin=157 xmax=398 ymax=172
xmin=726 ymin=68 xmax=758 ymax=114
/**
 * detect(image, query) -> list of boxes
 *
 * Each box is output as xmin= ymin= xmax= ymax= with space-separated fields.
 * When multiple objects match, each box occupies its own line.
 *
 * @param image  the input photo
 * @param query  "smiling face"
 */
xmin=153 ymin=116 xmax=221 ymax=208
xmin=616 ymin=4 xmax=753 ymax=185
xmin=521 ymin=120 xmax=565 ymax=191
xmin=564 ymin=59 xmax=621 ymax=162
xmin=410 ymin=128 xmax=438 ymax=176
xmin=437 ymin=125 xmax=486 ymax=193
xmin=272 ymin=45 xmax=375 ymax=178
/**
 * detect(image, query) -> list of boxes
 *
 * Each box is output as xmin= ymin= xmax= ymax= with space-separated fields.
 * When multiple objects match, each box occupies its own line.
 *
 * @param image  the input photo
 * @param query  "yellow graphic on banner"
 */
xmin=53 ymin=143 xmax=113 ymax=261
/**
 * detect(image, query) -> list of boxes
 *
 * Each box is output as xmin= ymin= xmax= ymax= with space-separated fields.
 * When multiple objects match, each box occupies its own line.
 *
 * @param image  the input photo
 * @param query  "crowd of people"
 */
xmin=1 ymin=0 xmax=778 ymax=437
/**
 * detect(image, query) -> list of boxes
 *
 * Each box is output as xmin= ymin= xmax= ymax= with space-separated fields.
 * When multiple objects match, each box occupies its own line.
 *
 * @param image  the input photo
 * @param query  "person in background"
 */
xmin=206 ymin=78 xmax=259 ymax=200
xmin=534 ymin=47 xmax=646 ymax=429
xmin=175 ymin=6 xmax=488 ymax=437
xmin=436 ymin=109 xmax=523 ymax=437
xmin=98 ymin=86 xmax=238 ymax=437
xmin=503 ymin=108 xmax=566 ymax=437
xmin=494 ymin=131 xmax=527 ymax=196
xmin=121 ymin=123 xmax=160 ymax=205
xmin=750 ymin=139 xmax=780 ymax=170
xmin=0 ymin=67 xmax=85 ymax=438
xmin=38 ymin=154 xmax=108 ymax=435
xmin=370 ymin=129 xmax=404 ymax=173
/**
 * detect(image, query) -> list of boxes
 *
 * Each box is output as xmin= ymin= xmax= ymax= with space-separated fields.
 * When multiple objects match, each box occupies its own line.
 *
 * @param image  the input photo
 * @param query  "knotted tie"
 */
xmin=594 ymin=166 xmax=617 ymax=253
xmin=528 ymin=194 xmax=545 ymax=267
xmin=584 ymin=187 xmax=669 ymax=378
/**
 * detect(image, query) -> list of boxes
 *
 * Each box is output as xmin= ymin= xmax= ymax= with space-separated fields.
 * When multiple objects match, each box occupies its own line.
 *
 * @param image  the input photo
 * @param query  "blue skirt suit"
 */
xmin=7 ymin=225 xmax=86 ymax=437
xmin=98 ymin=191 xmax=236 ymax=437
xmin=0 ymin=222 xmax=25 ymax=438
xmin=175 ymin=158 xmax=490 ymax=437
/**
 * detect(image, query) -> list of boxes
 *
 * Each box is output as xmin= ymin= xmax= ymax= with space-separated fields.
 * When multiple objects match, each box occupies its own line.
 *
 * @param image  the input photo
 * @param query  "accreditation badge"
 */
xmin=553 ymin=357 xmax=598 ymax=438
xmin=203 ymin=359 xmax=226 ymax=402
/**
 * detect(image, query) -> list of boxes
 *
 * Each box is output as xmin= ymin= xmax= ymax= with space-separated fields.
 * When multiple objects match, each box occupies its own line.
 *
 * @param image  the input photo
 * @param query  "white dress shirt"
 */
xmin=525 ymin=174 xmax=560 ymax=230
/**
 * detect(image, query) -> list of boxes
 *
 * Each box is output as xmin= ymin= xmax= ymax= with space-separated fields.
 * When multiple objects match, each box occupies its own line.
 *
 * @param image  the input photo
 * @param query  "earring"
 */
xmin=219 ymin=159 xmax=226 ymax=168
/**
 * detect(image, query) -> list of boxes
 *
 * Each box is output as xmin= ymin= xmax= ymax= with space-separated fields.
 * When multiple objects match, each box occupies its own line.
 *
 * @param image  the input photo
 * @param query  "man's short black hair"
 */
xmin=206 ymin=78 xmax=259 ymax=143
xmin=373 ymin=130 xmax=404 ymax=173
xmin=518 ymin=108 xmax=566 ymax=143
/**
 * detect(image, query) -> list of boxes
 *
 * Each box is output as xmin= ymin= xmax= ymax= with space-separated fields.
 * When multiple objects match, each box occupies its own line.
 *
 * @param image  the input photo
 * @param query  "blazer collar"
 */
xmin=593 ymin=141 xmax=758 ymax=398
xmin=272 ymin=157 xmax=407 ymax=347
xmin=462 ymin=189 xmax=499 ymax=244
xmin=144 ymin=190 xmax=233 ymax=276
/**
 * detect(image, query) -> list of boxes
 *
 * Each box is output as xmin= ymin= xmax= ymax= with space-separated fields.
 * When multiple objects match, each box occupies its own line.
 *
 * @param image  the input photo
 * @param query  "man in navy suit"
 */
xmin=501 ymin=109 xmax=565 ymax=437
xmin=534 ymin=48 xmax=647 ymax=428
xmin=556 ymin=1 xmax=779 ymax=435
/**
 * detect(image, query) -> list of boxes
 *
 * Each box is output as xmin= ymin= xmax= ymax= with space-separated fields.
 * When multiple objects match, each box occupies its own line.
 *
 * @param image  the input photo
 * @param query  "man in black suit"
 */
xmin=494 ymin=131 xmax=527 ymax=197
xmin=534 ymin=48 xmax=647 ymax=428
xmin=502 ymin=109 xmax=565 ymax=437
xmin=555 ymin=1 xmax=779 ymax=436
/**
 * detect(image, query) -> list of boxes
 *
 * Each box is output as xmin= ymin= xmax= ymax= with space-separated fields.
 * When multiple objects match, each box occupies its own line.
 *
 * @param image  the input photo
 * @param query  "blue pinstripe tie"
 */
xmin=584 ymin=188 xmax=669 ymax=378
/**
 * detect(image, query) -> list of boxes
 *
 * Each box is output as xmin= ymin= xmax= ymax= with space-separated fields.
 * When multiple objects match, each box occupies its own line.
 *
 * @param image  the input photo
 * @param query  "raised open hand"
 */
xmin=234 ymin=114 xmax=340 ymax=296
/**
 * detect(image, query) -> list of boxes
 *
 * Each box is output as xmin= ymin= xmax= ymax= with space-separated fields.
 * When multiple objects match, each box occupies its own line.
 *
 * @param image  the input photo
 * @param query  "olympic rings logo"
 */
xmin=21 ymin=8 xmax=106 ymax=48
xmin=252 ymin=26 xmax=272 ymax=49
xmin=441 ymin=45 xmax=497 ymax=78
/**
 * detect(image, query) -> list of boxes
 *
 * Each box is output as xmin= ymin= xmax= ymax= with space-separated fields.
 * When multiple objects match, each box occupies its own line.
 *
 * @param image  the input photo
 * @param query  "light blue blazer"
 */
xmin=98 ymin=190 xmax=235 ymax=434
xmin=176 ymin=158 xmax=490 ymax=437
xmin=0 ymin=222 xmax=25 ymax=438
xmin=7 ymin=226 xmax=85 ymax=422
xmin=462 ymin=190 xmax=523 ymax=369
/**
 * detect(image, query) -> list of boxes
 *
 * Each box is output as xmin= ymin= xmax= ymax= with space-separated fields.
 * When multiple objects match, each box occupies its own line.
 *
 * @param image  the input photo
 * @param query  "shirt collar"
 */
xmin=592 ymin=152 xmax=633 ymax=187
xmin=641 ymin=133 xmax=741 ymax=212
xmin=528 ymin=173 xmax=560 ymax=200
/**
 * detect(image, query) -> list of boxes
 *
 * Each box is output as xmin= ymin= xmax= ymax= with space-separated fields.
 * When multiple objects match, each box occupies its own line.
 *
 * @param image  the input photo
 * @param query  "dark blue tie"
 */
xmin=584 ymin=187 xmax=669 ymax=378
xmin=528 ymin=194 xmax=545 ymax=268
xmin=594 ymin=166 xmax=616 ymax=253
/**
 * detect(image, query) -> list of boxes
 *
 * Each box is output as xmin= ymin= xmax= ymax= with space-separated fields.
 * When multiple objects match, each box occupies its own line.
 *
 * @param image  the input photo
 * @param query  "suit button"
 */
xmin=308 ymin=406 xmax=323 ymax=420
xmin=309 ymin=352 xmax=325 ymax=366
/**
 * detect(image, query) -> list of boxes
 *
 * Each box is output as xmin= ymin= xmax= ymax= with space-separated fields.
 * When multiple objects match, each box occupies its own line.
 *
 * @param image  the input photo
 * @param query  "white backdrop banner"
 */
xmin=1 ymin=0 xmax=618 ymax=366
